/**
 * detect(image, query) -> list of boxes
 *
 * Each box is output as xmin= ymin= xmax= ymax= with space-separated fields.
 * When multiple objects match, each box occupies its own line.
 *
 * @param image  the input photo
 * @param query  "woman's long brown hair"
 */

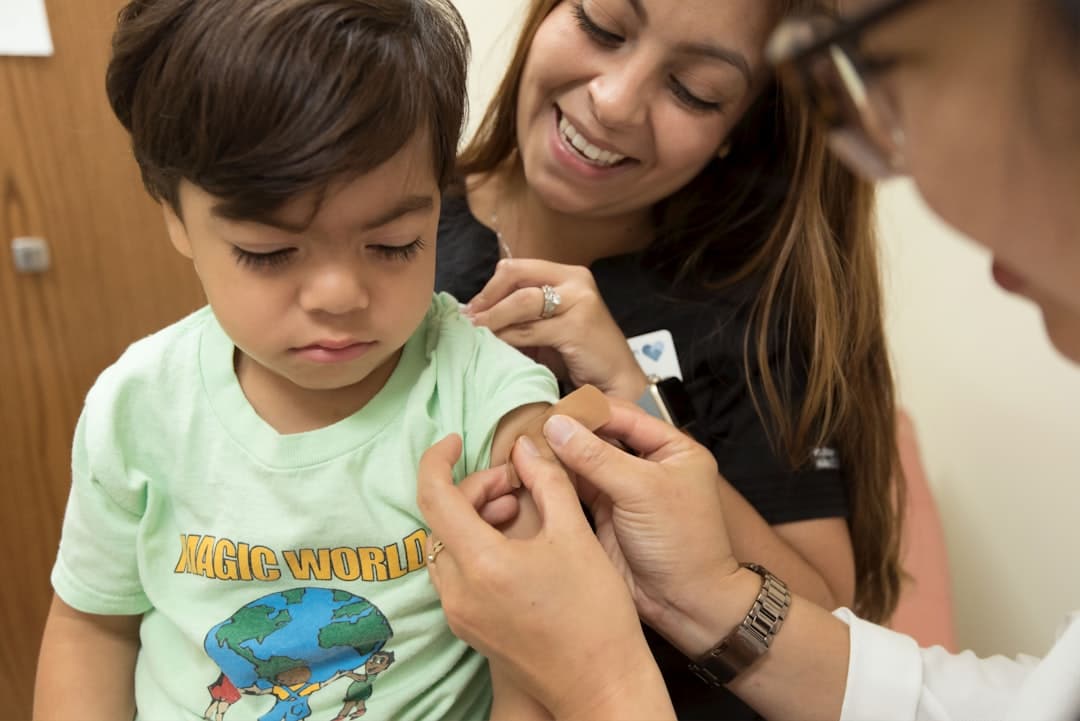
xmin=459 ymin=0 xmax=902 ymax=622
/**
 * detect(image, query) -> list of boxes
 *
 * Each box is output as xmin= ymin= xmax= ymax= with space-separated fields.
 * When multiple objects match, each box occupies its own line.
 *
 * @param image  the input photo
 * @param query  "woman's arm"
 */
xmin=420 ymin=422 xmax=851 ymax=721
xmin=419 ymin=433 xmax=676 ymax=721
xmin=465 ymin=259 xmax=856 ymax=609
xmin=34 ymin=594 xmax=141 ymax=721
xmin=535 ymin=409 xmax=855 ymax=721
xmin=718 ymin=481 xmax=855 ymax=610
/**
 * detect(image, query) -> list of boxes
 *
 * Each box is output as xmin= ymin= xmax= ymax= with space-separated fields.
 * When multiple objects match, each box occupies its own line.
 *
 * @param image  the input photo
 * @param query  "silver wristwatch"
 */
xmin=687 ymin=563 xmax=791 ymax=687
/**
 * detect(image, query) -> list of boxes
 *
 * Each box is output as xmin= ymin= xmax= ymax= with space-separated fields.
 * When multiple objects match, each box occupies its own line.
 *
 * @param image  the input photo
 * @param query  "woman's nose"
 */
xmin=588 ymin=64 xmax=649 ymax=129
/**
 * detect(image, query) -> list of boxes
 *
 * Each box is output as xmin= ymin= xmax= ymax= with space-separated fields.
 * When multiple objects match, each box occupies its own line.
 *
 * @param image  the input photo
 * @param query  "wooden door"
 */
xmin=0 ymin=1 xmax=205 ymax=716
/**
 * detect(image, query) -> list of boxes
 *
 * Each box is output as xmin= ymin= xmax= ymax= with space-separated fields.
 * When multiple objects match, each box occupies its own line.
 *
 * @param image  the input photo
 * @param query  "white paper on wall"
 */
xmin=0 ymin=0 xmax=54 ymax=57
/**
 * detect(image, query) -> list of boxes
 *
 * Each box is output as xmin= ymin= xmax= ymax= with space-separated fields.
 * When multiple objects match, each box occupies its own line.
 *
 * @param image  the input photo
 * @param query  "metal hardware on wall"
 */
xmin=11 ymin=236 xmax=51 ymax=273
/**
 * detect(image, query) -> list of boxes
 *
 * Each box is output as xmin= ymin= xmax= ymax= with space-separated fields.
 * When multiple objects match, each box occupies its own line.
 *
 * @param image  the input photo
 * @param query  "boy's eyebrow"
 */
xmin=215 ymin=194 xmax=436 ymax=234
xmin=355 ymin=194 xmax=436 ymax=231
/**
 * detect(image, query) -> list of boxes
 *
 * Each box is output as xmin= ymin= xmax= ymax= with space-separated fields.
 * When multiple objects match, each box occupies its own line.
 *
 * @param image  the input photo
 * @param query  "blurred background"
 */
xmin=1 ymin=1 xmax=1077 ymax=717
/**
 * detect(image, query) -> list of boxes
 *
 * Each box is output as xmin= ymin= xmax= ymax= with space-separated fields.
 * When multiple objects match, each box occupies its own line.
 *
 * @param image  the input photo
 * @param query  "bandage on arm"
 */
xmin=507 ymin=384 xmax=611 ymax=488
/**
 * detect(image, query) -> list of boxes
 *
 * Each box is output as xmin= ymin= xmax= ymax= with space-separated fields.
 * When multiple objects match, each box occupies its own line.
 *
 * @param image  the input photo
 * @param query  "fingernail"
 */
xmin=516 ymin=435 xmax=541 ymax=457
xmin=543 ymin=415 xmax=576 ymax=447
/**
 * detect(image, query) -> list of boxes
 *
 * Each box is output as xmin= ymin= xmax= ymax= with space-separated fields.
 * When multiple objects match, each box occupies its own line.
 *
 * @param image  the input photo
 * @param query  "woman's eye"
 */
xmin=573 ymin=3 xmax=623 ymax=47
xmin=856 ymin=53 xmax=902 ymax=80
xmin=370 ymin=238 xmax=426 ymax=262
xmin=669 ymin=78 xmax=724 ymax=113
xmin=231 ymin=246 xmax=296 ymax=270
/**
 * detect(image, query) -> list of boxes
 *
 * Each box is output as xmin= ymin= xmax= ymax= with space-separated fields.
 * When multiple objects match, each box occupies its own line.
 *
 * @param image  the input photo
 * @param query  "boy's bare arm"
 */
xmin=34 ymin=594 xmax=141 ymax=721
xmin=488 ymin=385 xmax=612 ymax=540
xmin=489 ymin=401 xmax=551 ymax=541
xmin=484 ymin=389 xmax=612 ymax=721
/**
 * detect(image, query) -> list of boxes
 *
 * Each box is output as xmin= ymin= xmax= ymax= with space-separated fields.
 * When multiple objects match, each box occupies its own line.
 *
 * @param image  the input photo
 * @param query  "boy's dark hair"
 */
xmin=1062 ymin=0 xmax=1080 ymax=44
xmin=106 ymin=0 xmax=469 ymax=222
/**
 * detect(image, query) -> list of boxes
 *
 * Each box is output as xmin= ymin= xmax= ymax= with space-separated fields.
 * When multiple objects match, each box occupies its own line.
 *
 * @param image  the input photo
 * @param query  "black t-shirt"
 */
xmin=436 ymin=191 xmax=847 ymax=720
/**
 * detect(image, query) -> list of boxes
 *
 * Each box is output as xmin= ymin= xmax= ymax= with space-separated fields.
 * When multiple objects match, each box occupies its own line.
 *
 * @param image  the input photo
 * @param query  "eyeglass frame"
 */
xmin=767 ymin=0 xmax=926 ymax=179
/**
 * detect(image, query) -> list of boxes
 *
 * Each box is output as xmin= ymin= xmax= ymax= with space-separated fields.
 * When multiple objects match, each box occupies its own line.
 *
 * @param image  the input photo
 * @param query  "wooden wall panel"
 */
xmin=1 ymin=1 xmax=206 ymax=716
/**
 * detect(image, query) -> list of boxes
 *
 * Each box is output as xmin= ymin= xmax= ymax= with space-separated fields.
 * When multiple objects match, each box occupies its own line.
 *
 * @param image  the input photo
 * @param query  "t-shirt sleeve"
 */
xmin=461 ymin=338 xmax=559 ymax=475
xmin=51 ymin=387 xmax=151 ymax=616
xmin=427 ymin=294 xmax=558 ymax=476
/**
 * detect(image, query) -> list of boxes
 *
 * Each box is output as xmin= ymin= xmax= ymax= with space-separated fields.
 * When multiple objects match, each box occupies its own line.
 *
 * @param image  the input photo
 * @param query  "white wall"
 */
xmin=455 ymin=1 xmax=1080 ymax=659
xmin=452 ymin=0 xmax=526 ymax=142
xmin=879 ymin=181 xmax=1080 ymax=657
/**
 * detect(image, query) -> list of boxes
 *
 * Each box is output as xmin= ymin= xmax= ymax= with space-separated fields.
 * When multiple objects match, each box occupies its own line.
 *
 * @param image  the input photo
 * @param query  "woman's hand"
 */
xmin=541 ymin=400 xmax=743 ymax=644
xmin=417 ymin=434 xmax=673 ymax=721
xmin=464 ymin=258 xmax=648 ymax=400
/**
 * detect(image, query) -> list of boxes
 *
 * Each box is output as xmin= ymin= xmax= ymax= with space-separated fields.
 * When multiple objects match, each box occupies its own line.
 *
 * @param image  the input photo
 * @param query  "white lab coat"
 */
xmin=835 ymin=608 xmax=1080 ymax=720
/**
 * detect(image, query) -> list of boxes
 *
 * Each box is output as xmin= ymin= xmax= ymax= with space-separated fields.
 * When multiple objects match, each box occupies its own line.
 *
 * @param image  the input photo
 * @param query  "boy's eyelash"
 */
xmin=230 ymin=238 xmax=426 ymax=270
xmin=370 ymin=237 xmax=426 ymax=262
xmin=231 ymin=246 xmax=295 ymax=270
xmin=573 ymin=3 xmax=722 ymax=114
xmin=573 ymin=3 xmax=622 ymax=47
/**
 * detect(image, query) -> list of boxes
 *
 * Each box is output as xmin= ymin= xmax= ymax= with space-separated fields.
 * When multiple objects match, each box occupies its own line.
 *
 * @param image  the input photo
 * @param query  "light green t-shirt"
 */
xmin=51 ymin=293 xmax=558 ymax=721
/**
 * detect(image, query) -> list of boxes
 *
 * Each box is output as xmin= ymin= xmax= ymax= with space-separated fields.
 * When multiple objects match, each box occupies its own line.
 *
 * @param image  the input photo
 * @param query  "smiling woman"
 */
xmin=435 ymin=0 xmax=902 ymax=717
xmin=418 ymin=0 xmax=1080 ymax=718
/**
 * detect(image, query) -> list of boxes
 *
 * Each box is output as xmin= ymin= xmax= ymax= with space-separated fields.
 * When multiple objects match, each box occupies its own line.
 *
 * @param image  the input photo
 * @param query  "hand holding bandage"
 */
xmin=505 ymin=384 xmax=612 ymax=489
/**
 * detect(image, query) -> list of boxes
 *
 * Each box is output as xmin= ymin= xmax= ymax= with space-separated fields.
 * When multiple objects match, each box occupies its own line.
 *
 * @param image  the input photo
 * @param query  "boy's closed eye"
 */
xmin=229 ymin=237 xmax=428 ymax=270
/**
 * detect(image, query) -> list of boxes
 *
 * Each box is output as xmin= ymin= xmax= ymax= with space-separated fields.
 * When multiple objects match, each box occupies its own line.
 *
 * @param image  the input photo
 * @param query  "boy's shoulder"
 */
xmin=416 ymin=290 xmax=557 ymax=393
xmin=87 ymin=306 xmax=212 ymax=406
xmin=419 ymin=291 xmax=495 ymax=359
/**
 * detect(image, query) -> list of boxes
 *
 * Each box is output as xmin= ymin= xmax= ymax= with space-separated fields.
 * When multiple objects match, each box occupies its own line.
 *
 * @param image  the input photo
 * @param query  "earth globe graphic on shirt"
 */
xmin=204 ymin=587 xmax=393 ymax=721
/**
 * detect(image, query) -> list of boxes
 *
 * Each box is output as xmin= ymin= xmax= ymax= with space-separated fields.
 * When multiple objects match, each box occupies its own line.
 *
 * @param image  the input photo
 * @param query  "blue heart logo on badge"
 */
xmin=642 ymin=342 xmax=665 ymax=362
xmin=627 ymin=329 xmax=682 ymax=380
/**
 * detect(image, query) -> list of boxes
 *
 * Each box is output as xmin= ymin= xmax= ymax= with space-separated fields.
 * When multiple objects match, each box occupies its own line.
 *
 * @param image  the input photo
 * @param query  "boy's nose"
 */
xmin=299 ymin=265 xmax=371 ymax=315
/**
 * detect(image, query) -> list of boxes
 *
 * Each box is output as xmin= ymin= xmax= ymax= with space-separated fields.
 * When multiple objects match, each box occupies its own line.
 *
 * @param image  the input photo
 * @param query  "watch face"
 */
xmin=657 ymin=377 xmax=696 ymax=430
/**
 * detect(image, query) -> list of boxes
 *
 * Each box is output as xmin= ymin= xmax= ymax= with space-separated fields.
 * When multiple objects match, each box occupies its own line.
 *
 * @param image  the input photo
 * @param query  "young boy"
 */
xmin=33 ymin=2 xmax=558 ymax=719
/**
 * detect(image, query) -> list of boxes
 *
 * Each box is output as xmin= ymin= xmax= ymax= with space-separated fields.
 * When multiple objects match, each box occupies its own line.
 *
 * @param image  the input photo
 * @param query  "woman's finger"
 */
xmin=423 ymin=531 xmax=463 ymax=598
xmin=417 ymin=435 xmax=506 ymax=558
xmin=478 ymin=493 xmax=520 ymax=527
xmin=509 ymin=437 xmax=594 ymax=537
xmin=466 ymin=257 xmax=576 ymax=312
xmin=470 ymin=286 xmax=564 ymax=333
xmin=540 ymin=414 xmax=659 ymax=502
xmin=591 ymin=399 xmax=698 ymax=461
xmin=493 ymin=321 xmax=558 ymax=350
xmin=456 ymin=462 xmax=516 ymax=508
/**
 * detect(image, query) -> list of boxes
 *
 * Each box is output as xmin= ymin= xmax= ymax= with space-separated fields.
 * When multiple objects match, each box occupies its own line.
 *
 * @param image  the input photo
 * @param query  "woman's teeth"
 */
xmin=559 ymin=115 xmax=627 ymax=167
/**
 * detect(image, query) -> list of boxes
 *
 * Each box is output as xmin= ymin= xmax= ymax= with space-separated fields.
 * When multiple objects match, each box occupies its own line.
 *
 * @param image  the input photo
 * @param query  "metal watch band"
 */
xmin=687 ymin=563 xmax=791 ymax=687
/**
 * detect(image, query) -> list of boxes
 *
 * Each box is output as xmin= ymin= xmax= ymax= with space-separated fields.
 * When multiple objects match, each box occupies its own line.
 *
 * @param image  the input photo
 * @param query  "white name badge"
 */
xmin=627 ymin=329 xmax=682 ymax=380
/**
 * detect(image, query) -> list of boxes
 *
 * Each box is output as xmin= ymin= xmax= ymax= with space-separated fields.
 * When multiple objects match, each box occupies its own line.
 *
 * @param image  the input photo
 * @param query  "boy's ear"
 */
xmin=162 ymin=202 xmax=194 ymax=259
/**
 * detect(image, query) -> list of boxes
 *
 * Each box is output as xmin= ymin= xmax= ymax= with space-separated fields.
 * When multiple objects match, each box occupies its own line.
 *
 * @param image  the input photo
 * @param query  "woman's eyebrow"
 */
xmin=623 ymin=0 xmax=751 ymax=86
xmin=677 ymin=41 xmax=752 ymax=86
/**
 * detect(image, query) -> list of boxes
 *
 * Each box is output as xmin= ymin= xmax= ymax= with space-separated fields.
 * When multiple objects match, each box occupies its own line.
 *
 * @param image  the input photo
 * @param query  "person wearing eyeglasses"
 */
xmin=416 ymin=0 xmax=1080 ymax=719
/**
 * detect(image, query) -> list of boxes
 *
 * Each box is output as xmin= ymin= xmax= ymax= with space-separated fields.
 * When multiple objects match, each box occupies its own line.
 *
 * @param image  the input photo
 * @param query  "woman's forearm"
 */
xmin=727 ymin=593 xmax=850 ymax=721
xmin=558 ymin=660 xmax=676 ymax=721
xmin=646 ymin=566 xmax=850 ymax=721
xmin=715 ymin=476 xmax=853 ymax=609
